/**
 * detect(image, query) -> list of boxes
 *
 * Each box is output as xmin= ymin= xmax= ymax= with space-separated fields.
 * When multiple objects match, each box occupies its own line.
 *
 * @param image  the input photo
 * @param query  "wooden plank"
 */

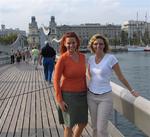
xmin=0 ymin=69 xmax=15 ymax=98
xmin=48 ymin=86 xmax=64 ymax=136
xmin=28 ymin=71 xmax=36 ymax=137
xmin=0 ymin=69 xmax=18 ymax=132
xmin=39 ymin=70 xmax=63 ymax=137
xmin=12 ymin=71 xmax=28 ymax=137
xmin=7 ymin=70 xmax=27 ymax=137
xmin=37 ymin=72 xmax=51 ymax=137
xmin=0 ymin=69 xmax=25 ymax=137
xmin=22 ymin=71 xmax=32 ymax=137
xmin=0 ymin=97 xmax=18 ymax=137
xmin=0 ymin=98 xmax=13 ymax=136
xmin=14 ymin=92 xmax=27 ymax=137
xmin=35 ymin=78 xmax=43 ymax=137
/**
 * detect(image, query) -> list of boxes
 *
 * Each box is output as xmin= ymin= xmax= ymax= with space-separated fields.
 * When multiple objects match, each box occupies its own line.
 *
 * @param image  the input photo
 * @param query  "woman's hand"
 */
xmin=58 ymin=101 xmax=68 ymax=112
xmin=131 ymin=90 xmax=139 ymax=97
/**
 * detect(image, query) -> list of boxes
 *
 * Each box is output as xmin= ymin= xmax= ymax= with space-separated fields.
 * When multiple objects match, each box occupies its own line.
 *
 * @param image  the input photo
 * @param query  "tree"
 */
xmin=0 ymin=33 xmax=17 ymax=45
xmin=121 ymin=31 xmax=128 ymax=46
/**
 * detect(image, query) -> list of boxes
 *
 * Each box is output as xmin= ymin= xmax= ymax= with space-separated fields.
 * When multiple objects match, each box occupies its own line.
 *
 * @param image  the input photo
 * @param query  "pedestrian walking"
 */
xmin=10 ymin=49 xmax=15 ymax=64
xmin=39 ymin=41 xmax=56 ymax=83
xmin=31 ymin=46 xmax=39 ymax=70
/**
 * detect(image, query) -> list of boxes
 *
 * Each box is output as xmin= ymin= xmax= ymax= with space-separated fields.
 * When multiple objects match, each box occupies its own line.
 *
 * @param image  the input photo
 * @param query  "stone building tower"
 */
xmin=28 ymin=16 xmax=40 ymax=49
xmin=48 ymin=16 xmax=57 ymax=42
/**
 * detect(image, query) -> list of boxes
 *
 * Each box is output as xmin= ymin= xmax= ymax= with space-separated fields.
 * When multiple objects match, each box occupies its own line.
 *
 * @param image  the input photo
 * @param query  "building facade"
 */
xmin=0 ymin=24 xmax=26 ymax=36
xmin=28 ymin=16 xmax=40 ymax=49
xmin=122 ymin=20 xmax=150 ymax=45
xmin=47 ymin=16 xmax=121 ymax=48
xmin=28 ymin=16 xmax=122 ymax=50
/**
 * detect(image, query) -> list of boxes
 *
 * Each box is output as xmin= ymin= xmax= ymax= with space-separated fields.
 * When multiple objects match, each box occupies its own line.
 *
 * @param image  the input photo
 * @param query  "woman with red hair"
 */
xmin=54 ymin=32 xmax=88 ymax=137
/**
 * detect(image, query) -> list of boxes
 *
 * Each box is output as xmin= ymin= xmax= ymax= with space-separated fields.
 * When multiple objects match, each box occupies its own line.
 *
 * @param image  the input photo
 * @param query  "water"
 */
xmin=86 ymin=51 xmax=150 ymax=137
xmin=112 ymin=52 xmax=150 ymax=101
xmin=112 ymin=52 xmax=150 ymax=137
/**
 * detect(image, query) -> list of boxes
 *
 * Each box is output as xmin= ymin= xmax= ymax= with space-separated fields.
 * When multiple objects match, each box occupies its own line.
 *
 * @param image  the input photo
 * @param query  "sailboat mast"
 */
xmin=136 ymin=12 xmax=140 ymax=44
xmin=145 ymin=12 xmax=149 ymax=45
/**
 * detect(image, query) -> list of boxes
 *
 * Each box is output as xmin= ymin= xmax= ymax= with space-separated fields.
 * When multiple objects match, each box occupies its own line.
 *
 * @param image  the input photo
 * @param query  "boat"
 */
xmin=127 ymin=45 xmax=144 ymax=52
xmin=144 ymin=45 xmax=150 ymax=51
xmin=79 ymin=48 xmax=90 ymax=53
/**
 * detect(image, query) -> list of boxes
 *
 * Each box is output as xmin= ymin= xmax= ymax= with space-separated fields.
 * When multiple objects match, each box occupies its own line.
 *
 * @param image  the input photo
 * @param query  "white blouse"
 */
xmin=88 ymin=54 xmax=118 ymax=94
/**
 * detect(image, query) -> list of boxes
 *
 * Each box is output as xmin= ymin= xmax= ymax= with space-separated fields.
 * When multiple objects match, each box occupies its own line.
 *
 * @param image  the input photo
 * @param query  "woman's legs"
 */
xmin=64 ymin=123 xmax=86 ymax=137
xmin=64 ymin=127 xmax=73 ymax=137
xmin=97 ymin=99 xmax=113 ymax=137
xmin=87 ymin=94 xmax=98 ymax=137
xmin=88 ymin=92 xmax=112 ymax=137
xmin=73 ymin=123 xmax=87 ymax=137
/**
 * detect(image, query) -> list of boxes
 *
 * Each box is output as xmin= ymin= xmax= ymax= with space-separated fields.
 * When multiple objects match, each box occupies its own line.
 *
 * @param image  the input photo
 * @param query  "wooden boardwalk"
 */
xmin=0 ymin=63 xmax=92 ymax=137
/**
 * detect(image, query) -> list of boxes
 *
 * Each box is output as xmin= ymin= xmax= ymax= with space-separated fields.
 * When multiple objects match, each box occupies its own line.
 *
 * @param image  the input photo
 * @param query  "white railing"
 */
xmin=111 ymin=82 xmax=150 ymax=137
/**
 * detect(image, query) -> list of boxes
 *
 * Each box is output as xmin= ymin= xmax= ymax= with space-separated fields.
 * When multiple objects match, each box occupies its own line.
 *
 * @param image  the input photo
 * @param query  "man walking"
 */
xmin=39 ymin=41 xmax=56 ymax=84
xmin=10 ymin=49 xmax=15 ymax=64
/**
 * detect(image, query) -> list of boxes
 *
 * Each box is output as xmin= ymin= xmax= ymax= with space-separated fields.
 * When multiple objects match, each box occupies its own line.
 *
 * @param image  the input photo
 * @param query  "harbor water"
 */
xmin=86 ymin=51 xmax=150 ymax=137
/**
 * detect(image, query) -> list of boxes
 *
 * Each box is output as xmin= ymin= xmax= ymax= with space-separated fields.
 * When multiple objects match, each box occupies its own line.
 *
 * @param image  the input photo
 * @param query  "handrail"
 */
xmin=0 ymin=55 xmax=10 ymax=64
xmin=111 ymin=82 xmax=150 ymax=136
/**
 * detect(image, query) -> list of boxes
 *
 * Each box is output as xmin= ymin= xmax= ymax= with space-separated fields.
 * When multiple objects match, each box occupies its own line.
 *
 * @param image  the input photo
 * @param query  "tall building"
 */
xmin=28 ymin=16 xmax=40 ymax=48
xmin=0 ymin=24 xmax=26 ymax=36
xmin=47 ymin=16 xmax=121 ymax=48
xmin=49 ymin=16 xmax=57 ymax=41
xmin=29 ymin=16 xmax=121 ymax=50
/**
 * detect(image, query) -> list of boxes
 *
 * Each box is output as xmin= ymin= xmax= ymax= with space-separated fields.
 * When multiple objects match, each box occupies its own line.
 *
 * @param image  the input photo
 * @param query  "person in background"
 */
xmin=53 ymin=32 xmax=88 ymax=137
xmin=25 ymin=47 xmax=31 ymax=64
xmin=15 ymin=50 xmax=21 ymax=64
xmin=22 ymin=49 xmax=26 ymax=62
xmin=39 ymin=41 xmax=56 ymax=84
xmin=87 ymin=34 xmax=139 ymax=137
xmin=10 ymin=49 xmax=15 ymax=64
xmin=32 ymin=46 xmax=39 ymax=70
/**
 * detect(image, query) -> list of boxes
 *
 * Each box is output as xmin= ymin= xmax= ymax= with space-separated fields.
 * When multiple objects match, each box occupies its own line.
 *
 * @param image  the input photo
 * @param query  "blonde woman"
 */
xmin=87 ymin=34 xmax=139 ymax=137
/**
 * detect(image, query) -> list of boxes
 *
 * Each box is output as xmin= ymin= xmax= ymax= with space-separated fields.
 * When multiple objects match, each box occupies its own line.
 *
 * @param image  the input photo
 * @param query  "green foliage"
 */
xmin=0 ymin=33 xmax=17 ymax=45
xmin=121 ymin=31 xmax=128 ymax=45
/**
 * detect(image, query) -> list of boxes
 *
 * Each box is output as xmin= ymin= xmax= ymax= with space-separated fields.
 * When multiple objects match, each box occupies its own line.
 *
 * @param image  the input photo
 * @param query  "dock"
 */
xmin=0 ymin=63 xmax=92 ymax=137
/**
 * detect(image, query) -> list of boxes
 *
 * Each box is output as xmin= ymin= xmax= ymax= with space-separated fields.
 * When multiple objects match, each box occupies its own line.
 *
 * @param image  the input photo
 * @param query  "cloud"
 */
xmin=0 ymin=0 xmax=149 ymax=32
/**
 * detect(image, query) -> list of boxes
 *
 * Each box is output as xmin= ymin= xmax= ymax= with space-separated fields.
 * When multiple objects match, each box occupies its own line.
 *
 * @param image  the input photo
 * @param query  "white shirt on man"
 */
xmin=88 ymin=54 xmax=118 ymax=94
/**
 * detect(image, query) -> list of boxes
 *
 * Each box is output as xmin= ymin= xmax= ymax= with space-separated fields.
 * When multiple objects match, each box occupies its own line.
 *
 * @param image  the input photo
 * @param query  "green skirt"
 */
xmin=57 ymin=91 xmax=88 ymax=127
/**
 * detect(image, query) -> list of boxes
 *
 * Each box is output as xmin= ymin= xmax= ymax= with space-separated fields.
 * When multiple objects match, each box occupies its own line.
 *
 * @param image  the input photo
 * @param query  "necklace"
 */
xmin=95 ymin=54 xmax=105 ymax=64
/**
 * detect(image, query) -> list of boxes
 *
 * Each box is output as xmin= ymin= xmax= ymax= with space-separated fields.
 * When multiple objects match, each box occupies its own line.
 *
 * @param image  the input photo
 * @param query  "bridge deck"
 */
xmin=0 ymin=63 xmax=92 ymax=137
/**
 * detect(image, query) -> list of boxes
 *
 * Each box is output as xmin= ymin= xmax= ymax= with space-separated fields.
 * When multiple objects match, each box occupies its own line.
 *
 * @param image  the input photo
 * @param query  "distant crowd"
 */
xmin=10 ymin=46 xmax=39 ymax=65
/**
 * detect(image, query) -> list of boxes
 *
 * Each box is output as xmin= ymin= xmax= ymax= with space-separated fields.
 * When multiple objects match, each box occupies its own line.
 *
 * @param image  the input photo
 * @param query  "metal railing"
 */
xmin=0 ymin=55 xmax=10 ymax=65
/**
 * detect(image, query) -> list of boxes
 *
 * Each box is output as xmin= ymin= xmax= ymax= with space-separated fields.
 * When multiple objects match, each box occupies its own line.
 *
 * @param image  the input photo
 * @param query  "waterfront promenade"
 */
xmin=0 ymin=63 xmax=92 ymax=137
xmin=1 ymin=61 xmax=150 ymax=137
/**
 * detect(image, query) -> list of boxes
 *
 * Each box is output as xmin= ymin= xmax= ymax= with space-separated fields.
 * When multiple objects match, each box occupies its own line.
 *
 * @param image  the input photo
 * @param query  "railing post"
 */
xmin=113 ymin=109 xmax=118 ymax=127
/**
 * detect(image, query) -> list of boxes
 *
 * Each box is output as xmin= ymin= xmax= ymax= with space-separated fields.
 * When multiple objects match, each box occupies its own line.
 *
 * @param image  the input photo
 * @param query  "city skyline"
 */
xmin=0 ymin=0 xmax=150 ymax=32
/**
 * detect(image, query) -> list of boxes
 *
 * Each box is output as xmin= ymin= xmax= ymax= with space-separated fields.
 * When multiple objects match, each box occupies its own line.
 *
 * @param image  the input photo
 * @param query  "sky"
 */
xmin=0 ymin=0 xmax=150 ymax=32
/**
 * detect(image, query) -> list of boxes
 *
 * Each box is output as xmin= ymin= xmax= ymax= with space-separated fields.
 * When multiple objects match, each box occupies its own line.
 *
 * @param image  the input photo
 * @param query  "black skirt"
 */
xmin=57 ymin=91 xmax=88 ymax=127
